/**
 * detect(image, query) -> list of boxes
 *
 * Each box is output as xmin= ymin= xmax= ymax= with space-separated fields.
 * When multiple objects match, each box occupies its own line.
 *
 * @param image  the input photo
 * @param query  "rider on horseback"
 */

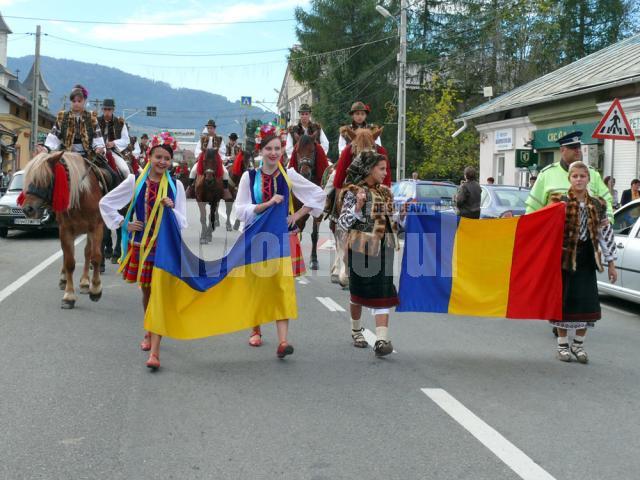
xmin=285 ymin=104 xmax=329 ymax=160
xmin=224 ymin=132 xmax=242 ymax=167
xmin=135 ymin=133 xmax=150 ymax=168
xmin=189 ymin=119 xmax=232 ymax=200
xmin=338 ymin=101 xmax=383 ymax=156
xmin=98 ymin=98 xmax=130 ymax=179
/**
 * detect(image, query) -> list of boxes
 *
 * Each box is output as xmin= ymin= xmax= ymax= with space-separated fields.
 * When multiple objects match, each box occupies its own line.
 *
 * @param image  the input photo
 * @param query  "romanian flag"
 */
xmin=144 ymin=201 xmax=297 ymax=339
xmin=397 ymin=203 xmax=565 ymax=319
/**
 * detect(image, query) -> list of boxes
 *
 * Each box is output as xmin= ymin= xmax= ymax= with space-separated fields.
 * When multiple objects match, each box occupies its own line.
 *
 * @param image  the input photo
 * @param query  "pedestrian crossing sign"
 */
xmin=241 ymin=96 xmax=252 ymax=107
xmin=592 ymin=98 xmax=635 ymax=141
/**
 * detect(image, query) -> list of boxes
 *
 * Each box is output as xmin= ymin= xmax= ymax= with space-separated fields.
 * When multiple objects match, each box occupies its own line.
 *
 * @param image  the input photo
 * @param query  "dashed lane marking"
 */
xmin=0 ymin=235 xmax=86 ymax=305
xmin=316 ymin=296 xmax=346 ymax=312
xmin=422 ymin=388 xmax=556 ymax=480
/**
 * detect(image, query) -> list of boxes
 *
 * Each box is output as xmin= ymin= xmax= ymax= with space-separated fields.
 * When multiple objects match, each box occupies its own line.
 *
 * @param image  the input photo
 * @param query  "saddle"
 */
xmin=86 ymin=154 xmax=125 ymax=193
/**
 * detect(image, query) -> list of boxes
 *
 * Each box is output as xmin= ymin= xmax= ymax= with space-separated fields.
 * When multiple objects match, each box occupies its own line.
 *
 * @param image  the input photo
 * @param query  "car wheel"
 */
xmin=0 ymin=227 xmax=8 ymax=238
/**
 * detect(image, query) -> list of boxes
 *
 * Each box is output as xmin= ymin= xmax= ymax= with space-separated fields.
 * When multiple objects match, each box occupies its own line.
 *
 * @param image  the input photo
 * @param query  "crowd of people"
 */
xmin=27 ymin=82 xmax=621 ymax=370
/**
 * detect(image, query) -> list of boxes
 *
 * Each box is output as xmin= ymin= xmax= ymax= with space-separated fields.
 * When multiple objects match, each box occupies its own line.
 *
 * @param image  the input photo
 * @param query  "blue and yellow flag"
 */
xmin=144 ymin=201 xmax=298 ymax=339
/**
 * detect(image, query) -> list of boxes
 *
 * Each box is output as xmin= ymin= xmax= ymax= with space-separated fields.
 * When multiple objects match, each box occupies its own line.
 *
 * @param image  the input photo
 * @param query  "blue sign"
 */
xmin=241 ymin=96 xmax=252 ymax=106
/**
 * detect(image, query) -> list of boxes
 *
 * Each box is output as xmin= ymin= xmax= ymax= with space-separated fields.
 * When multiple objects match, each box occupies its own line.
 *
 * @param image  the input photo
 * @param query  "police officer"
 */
xmin=525 ymin=131 xmax=613 ymax=219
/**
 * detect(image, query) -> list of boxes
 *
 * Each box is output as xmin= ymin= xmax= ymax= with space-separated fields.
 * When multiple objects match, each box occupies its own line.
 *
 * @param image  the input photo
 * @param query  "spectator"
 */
xmin=529 ymin=175 xmax=537 ymax=188
xmin=486 ymin=177 xmax=495 ymax=185
xmin=603 ymin=176 xmax=620 ymax=209
xmin=620 ymin=178 xmax=640 ymax=206
xmin=457 ymin=166 xmax=482 ymax=219
xmin=411 ymin=171 xmax=419 ymax=181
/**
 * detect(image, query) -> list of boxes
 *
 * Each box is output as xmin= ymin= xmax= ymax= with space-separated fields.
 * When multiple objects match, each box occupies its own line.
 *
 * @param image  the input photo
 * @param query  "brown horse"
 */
xmin=228 ymin=149 xmax=255 ymax=231
xmin=194 ymin=148 xmax=225 ymax=244
xmin=290 ymin=133 xmax=329 ymax=270
xmin=21 ymin=151 xmax=109 ymax=309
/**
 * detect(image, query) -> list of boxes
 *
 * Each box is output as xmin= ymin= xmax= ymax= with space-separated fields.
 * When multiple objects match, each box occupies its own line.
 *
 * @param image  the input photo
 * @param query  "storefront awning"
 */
xmin=533 ymin=121 xmax=602 ymax=149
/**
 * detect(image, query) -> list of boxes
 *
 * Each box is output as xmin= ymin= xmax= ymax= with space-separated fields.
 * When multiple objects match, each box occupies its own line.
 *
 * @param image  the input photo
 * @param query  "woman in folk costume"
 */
xmin=337 ymin=151 xmax=403 ymax=357
xmin=549 ymin=161 xmax=617 ymax=364
xmin=235 ymin=125 xmax=326 ymax=357
xmin=37 ymin=84 xmax=106 ymax=159
xmin=337 ymin=101 xmax=383 ymax=156
xmin=99 ymin=133 xmax=188 ymax=370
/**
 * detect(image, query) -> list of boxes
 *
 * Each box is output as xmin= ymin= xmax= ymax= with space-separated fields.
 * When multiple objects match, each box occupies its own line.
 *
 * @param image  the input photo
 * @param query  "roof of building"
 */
xmin=23 ymin=63 xmax=51 ymax=93
xmin=460 ymin=33 xmax=640 ymax=122
xmin=0 ymin=12 xmax=12 ymax=34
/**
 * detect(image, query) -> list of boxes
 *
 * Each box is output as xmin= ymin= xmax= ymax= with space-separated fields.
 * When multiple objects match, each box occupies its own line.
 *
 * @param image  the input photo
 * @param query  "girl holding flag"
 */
xmin=99 ymin=133 xmax=187 ymax=370
xmin=235 ymin=125 xmax=326 ymax=358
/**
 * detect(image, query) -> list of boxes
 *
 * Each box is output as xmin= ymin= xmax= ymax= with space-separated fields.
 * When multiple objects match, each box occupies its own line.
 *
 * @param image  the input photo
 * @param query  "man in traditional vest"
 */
xmin=285 ymin=104 xmax=329 ymax=160
xmin=189 ymin=119 xmax=231 ymax=199
xmin=135 ymin=133 xmax=150 ymax=168
xmin=338 ymin=101 xmax=382 ymax=156
xmin=98 ymin=98 xmax=130 ymax=179
xmin=224 ymin=133 xmax=242 ymax=167
xmin=525 ymin=131 xmax=613 ymax=219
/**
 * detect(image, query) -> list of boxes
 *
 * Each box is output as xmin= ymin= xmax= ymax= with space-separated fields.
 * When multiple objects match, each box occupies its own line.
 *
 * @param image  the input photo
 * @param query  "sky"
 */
xmin=0 ymin=0 xmax=309 ymax=112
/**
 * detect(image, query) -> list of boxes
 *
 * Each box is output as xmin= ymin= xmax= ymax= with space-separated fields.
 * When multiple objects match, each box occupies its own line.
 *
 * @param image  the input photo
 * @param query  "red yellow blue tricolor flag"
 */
xmin=397 ymin=202 xmax=565 ymax=320
xmin=144 ymin=201 xmax=297 ymax=339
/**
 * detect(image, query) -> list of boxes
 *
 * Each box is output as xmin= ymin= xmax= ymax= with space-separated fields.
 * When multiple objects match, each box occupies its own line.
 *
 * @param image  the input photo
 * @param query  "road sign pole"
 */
xmin=611 ymin=139 xmax=615 ymax=179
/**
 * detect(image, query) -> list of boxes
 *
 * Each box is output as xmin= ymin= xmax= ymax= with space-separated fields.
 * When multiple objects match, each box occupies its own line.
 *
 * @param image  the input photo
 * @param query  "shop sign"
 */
xmin=533 ymin=121 xmax=601 ymax=149
xmin=495 ymin=129 xmax=513 ymax=150
xmin=515 ymin=149 xmax=538 ymax=168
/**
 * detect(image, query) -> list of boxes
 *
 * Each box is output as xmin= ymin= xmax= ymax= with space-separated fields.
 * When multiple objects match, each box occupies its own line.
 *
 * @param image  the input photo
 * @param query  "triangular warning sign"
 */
xmin=592 ymin=98 xmax=636 ymax=141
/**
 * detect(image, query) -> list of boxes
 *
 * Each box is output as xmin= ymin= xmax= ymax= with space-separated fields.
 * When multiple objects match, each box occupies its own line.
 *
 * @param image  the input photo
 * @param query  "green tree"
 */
xmin=407 ymin=78 xmax=478 ymax=181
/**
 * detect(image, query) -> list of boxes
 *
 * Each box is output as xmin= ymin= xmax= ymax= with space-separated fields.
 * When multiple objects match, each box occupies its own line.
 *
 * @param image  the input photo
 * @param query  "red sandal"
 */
xmin=277 ymin=342 xmax=294 ymax=359
xmin=140 ymin=332 xmax=151 ymax=351
xmin=146 ymin=353 xmax=160 ymax=370
xmin=249 ymin=327 xmax=262 ymax=347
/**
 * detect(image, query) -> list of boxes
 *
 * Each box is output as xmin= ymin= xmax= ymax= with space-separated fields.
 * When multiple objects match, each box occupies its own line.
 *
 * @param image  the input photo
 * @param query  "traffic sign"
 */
xmin=241 ymin=96 xmax=252 ymax=107
xmin=592 ymin=98 xmax=635 ymax=141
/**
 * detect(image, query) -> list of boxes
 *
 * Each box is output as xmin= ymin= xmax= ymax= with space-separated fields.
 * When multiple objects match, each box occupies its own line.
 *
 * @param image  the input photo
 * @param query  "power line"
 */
xmin=2 ymin=14 xmax=295 ymax=26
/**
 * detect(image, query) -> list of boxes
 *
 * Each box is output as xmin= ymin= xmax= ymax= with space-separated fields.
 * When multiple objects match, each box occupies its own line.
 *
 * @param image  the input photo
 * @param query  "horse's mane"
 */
xmin=23 ymin=152 xmax=89 ymax=209
xmin=351 ymin=129 xmax=377 ymax=155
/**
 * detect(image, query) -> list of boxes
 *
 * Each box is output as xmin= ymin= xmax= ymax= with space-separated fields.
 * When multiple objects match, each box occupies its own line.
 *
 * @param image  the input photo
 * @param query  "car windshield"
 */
xmin=491 ymin=188 xmax=529 ymax=208
xmin=416 ymin=184 xmax=458 ymax=204
xmin=613 ymin=203 xmax=640 ymax=235
xmin=8 ymin=173 xmax=23 ymax=192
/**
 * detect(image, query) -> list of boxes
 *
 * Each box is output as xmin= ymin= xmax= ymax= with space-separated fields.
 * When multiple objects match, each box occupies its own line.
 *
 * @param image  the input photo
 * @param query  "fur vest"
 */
xmin=200 ymin=135 xmax=222 ymax=151
xmin=57 ymin=110 xmax=98 ymax=153
xmin=98 ymin=115 xmax=125 ymax=142
xmin=289 ymin=122 xmax=321 ymax=143
xmin=550 ymin=190 xmax=606 ymax=273
xmin=340 ymin=183 xmax=397 ymax=256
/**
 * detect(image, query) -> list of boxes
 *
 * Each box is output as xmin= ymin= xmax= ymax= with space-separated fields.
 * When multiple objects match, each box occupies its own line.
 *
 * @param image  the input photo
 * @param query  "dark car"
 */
xmin=392 ymin=180 xmax=459 ymax=230
xmin=0 ymin=171 xmax=57 ymax=238
xmin=480 ymin=185 xmax=530 ymax=218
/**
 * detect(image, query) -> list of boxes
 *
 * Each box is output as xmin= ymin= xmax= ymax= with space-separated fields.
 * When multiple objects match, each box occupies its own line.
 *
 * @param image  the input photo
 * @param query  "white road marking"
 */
xmin=361 ymin=328 xmax=397 ymax=353
xmin=0 ymin=235 xmax=86 ymax=305
xmin=316 ymin=296 xmax=346 ymax=312
xmin=422 ymin=388 xmax=556 ymax=480
xmin=296 ymin=277 xmax=310 ymax=285
xmin=318 ymin=238 xmax=336 ymax=251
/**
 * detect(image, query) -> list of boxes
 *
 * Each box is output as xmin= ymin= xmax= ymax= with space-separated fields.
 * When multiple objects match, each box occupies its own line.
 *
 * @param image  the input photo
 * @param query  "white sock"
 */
xmin=351 ymin=319 xmax=361 ymax=331
xmin=573 ymin=335 xmax=585 ymax=344
xmin=557 ymin=336 xmax=569 ymax=346
xmin=376 ymin=326 xmax=389 ymax=342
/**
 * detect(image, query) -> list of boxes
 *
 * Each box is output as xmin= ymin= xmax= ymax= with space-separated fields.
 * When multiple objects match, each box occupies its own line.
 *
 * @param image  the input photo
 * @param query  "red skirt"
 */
xmin=122 ymin=244 xmax=155 ymax=287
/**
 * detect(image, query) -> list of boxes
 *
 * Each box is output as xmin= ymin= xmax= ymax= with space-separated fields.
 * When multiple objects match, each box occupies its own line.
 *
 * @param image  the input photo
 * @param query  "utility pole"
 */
xmin=396 ymin=0 xmax=407 ymax=181
xmin=30 ymin=25 xmax=41 ymax=152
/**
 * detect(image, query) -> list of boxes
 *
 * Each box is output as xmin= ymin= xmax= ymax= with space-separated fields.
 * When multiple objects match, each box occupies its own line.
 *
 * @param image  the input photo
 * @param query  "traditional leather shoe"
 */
xmin=276 ymin=342 xmax=294 ymax=359
xmin=146 ymin=353 xmax=160 ymax=370
xmin=374 ymin=340 xmax=393 ymax=357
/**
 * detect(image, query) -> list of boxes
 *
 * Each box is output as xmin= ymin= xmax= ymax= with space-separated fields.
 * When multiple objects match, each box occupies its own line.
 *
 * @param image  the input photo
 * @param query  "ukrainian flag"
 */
xmin=397 ymin=202 xmax=565 ymax=320
xmin=144 ymin=201 xmax=297 ymax=339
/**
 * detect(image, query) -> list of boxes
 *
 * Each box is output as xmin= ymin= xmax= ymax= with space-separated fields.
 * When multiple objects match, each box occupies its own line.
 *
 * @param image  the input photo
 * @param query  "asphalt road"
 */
xmin=1 ymin=200 xmax=639 ymax=480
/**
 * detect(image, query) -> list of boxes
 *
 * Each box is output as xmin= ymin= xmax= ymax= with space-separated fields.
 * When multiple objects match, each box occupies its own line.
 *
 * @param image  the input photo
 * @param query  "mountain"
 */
xmin=7 ymin=56 xmax=274 ymax=137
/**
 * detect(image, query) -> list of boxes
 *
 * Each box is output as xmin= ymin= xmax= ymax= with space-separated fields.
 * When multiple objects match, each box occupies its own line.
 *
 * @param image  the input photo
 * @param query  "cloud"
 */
xmin=89 ymin=0 xmax=308 ymax=43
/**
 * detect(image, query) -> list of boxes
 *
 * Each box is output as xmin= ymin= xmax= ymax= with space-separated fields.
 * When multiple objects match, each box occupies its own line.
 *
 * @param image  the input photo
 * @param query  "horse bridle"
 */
xmin=26 ymin=158 xmax=70 ymax=206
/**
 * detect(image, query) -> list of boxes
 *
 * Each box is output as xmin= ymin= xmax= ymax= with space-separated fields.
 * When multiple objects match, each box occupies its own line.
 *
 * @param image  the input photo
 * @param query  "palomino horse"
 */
xmin=194 ymin=148 xmax=225 ymax=244
xmin=289 ymin=133 xmax=329 ymax=270
xmin=227 ymin=148 xmax=255 ymax=231
xmin=21 ymin=151 xmax=111 ymax=309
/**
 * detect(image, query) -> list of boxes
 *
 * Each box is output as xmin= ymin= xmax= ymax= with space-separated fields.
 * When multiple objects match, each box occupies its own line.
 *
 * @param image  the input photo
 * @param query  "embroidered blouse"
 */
xmin=578 ymin=201 xmax=617 ymax=263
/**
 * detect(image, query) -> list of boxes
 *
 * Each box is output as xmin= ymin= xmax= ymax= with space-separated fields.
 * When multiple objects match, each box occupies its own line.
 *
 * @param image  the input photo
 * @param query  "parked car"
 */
xmin=480 ymin=185 xmax=530 ymax=218
xmin=391 ymin=180 xmax=459 ymax=231
xmin=597 ymin=199 xmax=640 ymax=303
xmin=0 ymin=170 xmax=57 ymax=238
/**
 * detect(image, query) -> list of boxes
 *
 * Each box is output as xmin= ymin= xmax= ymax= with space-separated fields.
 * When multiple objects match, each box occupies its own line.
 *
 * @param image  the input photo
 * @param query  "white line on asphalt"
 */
xmin=0 ymin=235 xmax=86 ymax=305
xmin=361 ymin=328 xmax=397 ymax=353
xmin=422 ymin=388 xmax=556 ymax=480
xmin=296 ymin=277 xmax=310 ymax=285
xmin=316 ymin=296 xmax=345 ymax=312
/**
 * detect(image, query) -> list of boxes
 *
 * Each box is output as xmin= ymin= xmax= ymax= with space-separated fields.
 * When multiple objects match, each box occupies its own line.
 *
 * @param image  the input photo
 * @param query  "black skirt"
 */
xmin=348 ymin=242 xmax=399 ymax=309
xmin=562 ymin=240 xmax=601 ymax=322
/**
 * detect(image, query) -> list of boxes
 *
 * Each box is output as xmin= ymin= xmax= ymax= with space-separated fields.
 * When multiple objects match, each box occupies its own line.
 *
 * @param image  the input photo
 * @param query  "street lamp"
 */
xmin=377 ymin=1 xmax=407 ymax=181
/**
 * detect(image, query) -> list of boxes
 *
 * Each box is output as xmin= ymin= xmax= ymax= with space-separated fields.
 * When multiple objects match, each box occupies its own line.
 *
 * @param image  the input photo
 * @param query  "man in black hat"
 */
xmin=338 ymin=101 xmax=382 ymax=155
xmin=285 ymin=104 xmax=329 ymax=159
xmin=134 ymin=133 xmax=150 ymax=167
xmin=98 ymin=98 xmax=130 ymax=178
xmin=224 ymin=132 xmax=242 ymax=166
xmin=525 ymin=131 xmax=613 ymax=219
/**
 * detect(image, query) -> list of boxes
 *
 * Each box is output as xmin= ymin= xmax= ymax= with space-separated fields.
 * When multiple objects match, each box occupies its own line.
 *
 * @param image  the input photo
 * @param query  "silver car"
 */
xmin=597 ymin=199 xmax=640 ymax=302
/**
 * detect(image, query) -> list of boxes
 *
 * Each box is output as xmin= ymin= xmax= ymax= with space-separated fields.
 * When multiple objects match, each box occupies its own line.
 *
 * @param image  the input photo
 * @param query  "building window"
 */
xmin=539 ymin=151 xmax=554 ymax=168
xmin=495 ymin=154 xmax=505 ymax=184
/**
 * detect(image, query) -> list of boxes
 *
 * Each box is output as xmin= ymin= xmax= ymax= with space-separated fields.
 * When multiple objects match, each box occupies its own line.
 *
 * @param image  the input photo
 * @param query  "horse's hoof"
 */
xmin=233 ymin=224 xmax=240 ymax=231
xmin=89 ymin=291 xmax=102 ymax=302
xmin=330 ymin=274 xmax=339 ymax=284
xmin=199 ymin=238 xmax=207 ymax=245
xmin=226 ymin=224 xmax=233 ymax=232
xmin=310 ymin=260 xmax=319 ymax=270
xmin=79 ymin=285 xmax=90 ymax=295
xmin=61 ymin=299 xmax=76 ymax=309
